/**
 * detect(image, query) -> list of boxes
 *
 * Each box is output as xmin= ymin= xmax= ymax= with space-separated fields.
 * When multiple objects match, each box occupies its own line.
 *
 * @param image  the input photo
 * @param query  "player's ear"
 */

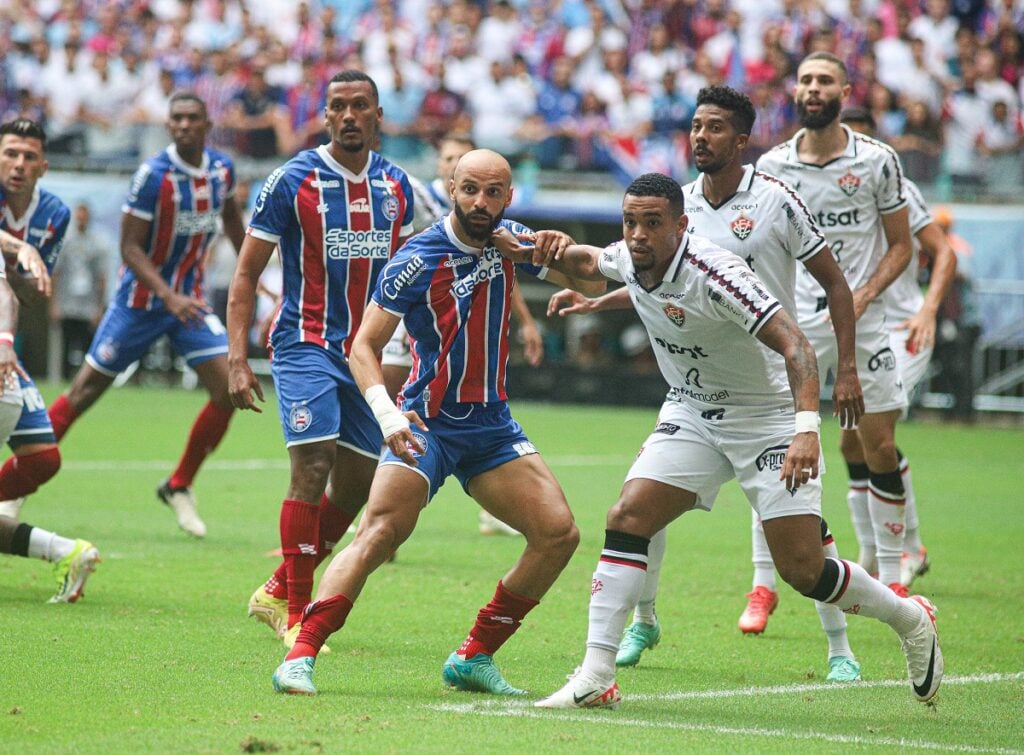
xmin=678 ymin=213 xmax=688 ymax=237
xmin=504 ymin=185 xmax=514 ymax=208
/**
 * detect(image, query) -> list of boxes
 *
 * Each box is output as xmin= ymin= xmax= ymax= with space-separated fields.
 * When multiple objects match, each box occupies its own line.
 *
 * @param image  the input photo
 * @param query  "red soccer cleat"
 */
xmin=738 ymin=586 xmax=779 ymax=634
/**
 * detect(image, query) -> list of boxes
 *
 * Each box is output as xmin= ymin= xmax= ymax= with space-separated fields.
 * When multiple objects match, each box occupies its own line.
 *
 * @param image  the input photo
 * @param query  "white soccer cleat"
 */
xmin=899 ymin=547 xmax=930 ymax=588
xmin=0 ymin=496 xmax=26 ymax=520
xmin=535 ymin=668 xmax=622 ymax=710
xmin=900 ymin=596 xmax=943 ymax=702
xmin=478 ymin=511 xmax=520 ymax=536
xmin=157 ymin=480 xmax=206 ymax=538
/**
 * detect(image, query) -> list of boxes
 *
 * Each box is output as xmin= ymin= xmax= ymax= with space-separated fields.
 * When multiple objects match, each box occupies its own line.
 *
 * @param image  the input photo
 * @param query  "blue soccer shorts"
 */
xmin=271 ymin=342 xmax=382 ymax=456
xmin=86 ymin=305 xmax=228 ymax=376
xmin=7 ymin=361 xmax=55 ymax=449
xmin=379 ymin=401 xmax=538 ymax=500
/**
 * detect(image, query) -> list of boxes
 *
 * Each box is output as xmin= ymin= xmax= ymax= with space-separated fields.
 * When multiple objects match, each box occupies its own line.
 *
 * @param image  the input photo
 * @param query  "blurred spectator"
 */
xmin=442 ymin=25 xmax=484 ymax=96
xmin=566 ymin=313 xmax=612 ymax=369
xmin=875 ymin=8 xmax=915 ymax=95
xmin=466 ymin=58 xmax=537 ymax=156
xmin=76 ymin=50 xmax=138 ymax=159
xmin=223 ymin=56 xmax=290 ymax=159
xmin=976 ymin=99 xmax=1023 ymax=196
xmin=131 ymin=67 xmax=177 ymax=158
xmin=942 ymin=60 xmax=988 ymax=194
xmin=745 ymin=80 xmax=794 ymax=163
xmin=632 ymin=23 xmax=687 ymax=93
xmin=534 ymin=55 xmax=583 ymax=169
xmin=50 ymin=203 xmax=109 ymax=381
xmin=515 ymin=0 xmax=567 ymax=78
xmin=413 ymin=61 xmax=468 ymax=146
xmin=620 ymin=323 xmax=657 ymax=375
xmin=892 ymin=99 xmax=944 ymax=184
xmin=285 ymin=58 xmax=327 ymax=153
xmin=867 ymin=82 xmax=906 ymax=142
xmin=573 ymin=90 xmax=611 ymax=170
xmin=378 ymin=51 xmax=427 ymax=161
xmin=898 ymin=38 xmax=944 ymax=115
xmin=477 ymin=0 xmax=522 ymax=63
xmin=976 ymin=48 xmax=1019 ymax=118
xmin=909 ymin=0 xmax=959 ymax=76
xmin=194 ymin=48 xmax=244 ymax=150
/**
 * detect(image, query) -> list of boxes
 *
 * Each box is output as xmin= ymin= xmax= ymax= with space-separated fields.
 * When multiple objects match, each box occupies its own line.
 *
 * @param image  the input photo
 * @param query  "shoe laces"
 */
xmin=282 ymin=656 xmax=314 ymax=679
xmin=745 ymin=587 xmax=775 ymax=610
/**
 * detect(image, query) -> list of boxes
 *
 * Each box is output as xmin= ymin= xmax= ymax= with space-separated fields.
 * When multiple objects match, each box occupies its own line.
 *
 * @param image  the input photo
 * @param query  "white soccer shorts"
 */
xmin=381 ymin=320 xmax=413 ymax=369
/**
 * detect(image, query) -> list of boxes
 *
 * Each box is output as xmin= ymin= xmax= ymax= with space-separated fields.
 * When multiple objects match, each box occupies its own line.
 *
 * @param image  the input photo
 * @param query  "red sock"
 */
xmin=280 ymin=498 xmax=320 ymax=627
xmin=168 ymin=401 xmax=233 ymax=489
xmin=264 ymin=494 xmax=355 ymax=598
xmin=47 ymin=395 xmax=80 ymax=442
xmin=456 ymin=581 xmax=539 ymax=659
xmin=286 ymin=593 xmax=353 ymax=660
xmin=0 ymin=447 xmax=62 ymax=499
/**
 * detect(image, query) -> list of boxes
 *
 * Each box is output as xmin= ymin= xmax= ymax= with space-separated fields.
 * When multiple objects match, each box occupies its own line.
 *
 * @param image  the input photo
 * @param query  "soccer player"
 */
xmin=838 ymin=107 xmax=958 ymax=587
xmin=0 ymin=218 xmax=99 ymax=603
xmin=520 ymin=173 xmax=941 ymax=709
xmin=757 ymin=52 xmax=915 ymax=596
xmin=0 ymin=118 xmax=72 ymax=524
xmin=549 ymin=85 xmax=866 ymax=681
xmin=268 ymin=148 xmax=597 ymax=697
xmin=385 ymin=132 xmax=543 ymax=537
xmin=229 ymin=71 xmax=415 ymax=649
xmin=15 ymin=94 xmax=246 ymax=540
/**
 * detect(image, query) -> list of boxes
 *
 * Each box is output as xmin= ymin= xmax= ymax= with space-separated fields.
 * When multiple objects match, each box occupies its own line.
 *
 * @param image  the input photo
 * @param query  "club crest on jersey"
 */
xmin=662 ymin=303 xmax=686 ymax=327
xmin=288 ymin=403 xmax=313 ymax=433
xmin=837 ymin=170 xmax=861 ymax=197
xmin=381 ymin=194 xmax=400 ymax=221
xmin=730 ymin=214 xmax=754 ymax=240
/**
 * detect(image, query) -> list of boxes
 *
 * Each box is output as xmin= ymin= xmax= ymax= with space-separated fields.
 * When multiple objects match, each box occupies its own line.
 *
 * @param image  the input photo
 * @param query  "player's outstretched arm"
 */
xmin=803 ymin=248 xmax=864 ymax=428
xmin=0 ymin=230 xmax=51 ymax=301
xmin=121 ymin=213 xmax=207 ymax=325
xmin=756 ymin=308 xmax=821 ymax=492
xmin=226 ymin=235 xmax=276 ymax=413
xmin=895 ymin=221 xmax=957 ymax=355
xmin=351 ymin=305 xmax=427 ymax=466
xmin=852 ymin=206 xmax=912 ymax=319
xmin=547 ymin=285 xmax=632 ymax=317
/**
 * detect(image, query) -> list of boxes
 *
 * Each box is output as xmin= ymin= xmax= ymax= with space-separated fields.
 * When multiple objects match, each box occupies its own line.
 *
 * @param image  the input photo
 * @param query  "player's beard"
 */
xmin=797 ymin=96 xmax=842 ymax=129
xmin=454 ymin=203 xmax=504 ymax=242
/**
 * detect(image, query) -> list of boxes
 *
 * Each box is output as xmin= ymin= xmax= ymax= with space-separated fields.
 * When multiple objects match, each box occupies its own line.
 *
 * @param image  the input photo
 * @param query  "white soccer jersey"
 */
xmin=597 ymin=235 xmax=792 ymax=411
xmin=683 ymin=164 xmax=828 ymax=317
xmin=884 ymin=178 xmax=932 ymax=323
xmin=757 ymin=125 xmax=908 ymax=322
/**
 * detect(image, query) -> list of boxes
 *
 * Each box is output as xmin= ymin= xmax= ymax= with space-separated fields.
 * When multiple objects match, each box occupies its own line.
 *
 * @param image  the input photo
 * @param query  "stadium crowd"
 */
xmin=1 ymin=0 xmax=1021 ymax=195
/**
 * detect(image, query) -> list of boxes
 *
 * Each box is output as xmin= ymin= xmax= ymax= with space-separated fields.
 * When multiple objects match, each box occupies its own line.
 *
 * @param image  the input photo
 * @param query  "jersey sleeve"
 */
xmin=903 ymin=180 xmax=932 ymax=235
xmin=122 ymin=162 xmax=162 ymax=221
xmin=372 ymin=245 xmax=432 ymax=318
xmin=39 ymin=204 xmax=71 ymax=274
xmin=501 ymin=219 xmax=546 ymax=279
xmin=247 ymin=166 xmax=293 ymax=244
xmin=776 ymin=183 xmax=827 ymax=262
xmin=703 ymin=258 xmax=782 ymax=336
xmin=221 ymin=156 xmax=237 ymax=200
xmin=875 ymin=146 xmax=908 ymax=215
xmin=596 ymin=241 xmax=627 ymax=283
xmin=396 ymin=172 xmax=416 ymax=238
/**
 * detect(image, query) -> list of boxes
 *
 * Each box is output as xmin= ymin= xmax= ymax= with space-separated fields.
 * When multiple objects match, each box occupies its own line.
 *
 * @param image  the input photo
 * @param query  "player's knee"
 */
xmin=777 ymin=556 xmax=821 ymax=595
xmin=605 ymin=496 xmax=646 ymax=533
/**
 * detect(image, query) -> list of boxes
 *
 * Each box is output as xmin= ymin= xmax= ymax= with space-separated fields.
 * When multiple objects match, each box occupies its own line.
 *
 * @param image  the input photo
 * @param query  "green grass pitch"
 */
xmin=1 ymin=383 xmax=1021 ymax=753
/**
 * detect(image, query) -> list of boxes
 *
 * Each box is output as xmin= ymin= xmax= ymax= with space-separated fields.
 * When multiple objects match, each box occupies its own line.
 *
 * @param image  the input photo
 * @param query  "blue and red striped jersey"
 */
xmin=0 ymin=185 xmax=71 ymax=274
xmin=248 ymin=145 xmax=414 ymax=359
xmin=373 ymin=216 xmax=544 ymax=417
xmin=114 ymin=144 xmax=236 ymax=310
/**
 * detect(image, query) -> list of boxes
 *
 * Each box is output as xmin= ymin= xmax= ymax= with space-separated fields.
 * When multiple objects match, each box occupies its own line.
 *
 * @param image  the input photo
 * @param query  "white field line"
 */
xmin=60 ymin=455 xmax=632 ymax=472
xmin=427 ymin=672 xmax=1024 ymax=755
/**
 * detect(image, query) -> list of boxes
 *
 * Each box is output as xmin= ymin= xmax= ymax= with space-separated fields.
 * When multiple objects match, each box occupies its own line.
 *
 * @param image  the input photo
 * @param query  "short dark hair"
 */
xmin=329 ymin=69 xmax=379 ymax=104
xmin=799 ymin=51 xmax=849 ymax=83
xmin=696 ymin=85 xmax=757 ymax=135
xmin=168 ymin=91 xmax=208 ymax=117
xmin=0 ymin=118 xmax=47 ymax=147
xmin=840 ymin=106 xmax=876 ymax=132
xmin=625 ymin=173 xmax=685 ymax=216
xmin=439 ymin=133 xmax=476 ymax=151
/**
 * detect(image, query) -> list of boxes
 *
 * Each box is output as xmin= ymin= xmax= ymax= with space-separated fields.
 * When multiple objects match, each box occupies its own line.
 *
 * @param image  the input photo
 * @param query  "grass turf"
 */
xmin=1 ymin=384 xmax=1021 ymax=753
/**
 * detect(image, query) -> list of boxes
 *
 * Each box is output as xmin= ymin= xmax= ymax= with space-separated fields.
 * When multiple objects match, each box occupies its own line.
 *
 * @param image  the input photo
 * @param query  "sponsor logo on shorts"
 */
xmin=382 ymin=255 xmax=426 ymax=300
xmin=868 ymin=347 xmax=896 ymax=372
xmin=662 ymin=303 xmax=686 ymax=327
xmin=288 ymin=403 xmax=313 ymax=433
xmin=755 ymin=444 xmax=790 ymax=472
xmin=512 ymin=441 xmax=537 ymax=456
xmin=838 ymin=169 xmax=861 ymax=196
xmin=381 ymin=194 xmax=400 ymax=221
xmin=97 ymin=337 xmax=118 ymax=365
xmin=654 ymin=422 xmax=680 ymax=435
xmin=653 ymin=337 xmax=707 ymax=359
xmin=701 ymin=408 xmax=725 ymax=421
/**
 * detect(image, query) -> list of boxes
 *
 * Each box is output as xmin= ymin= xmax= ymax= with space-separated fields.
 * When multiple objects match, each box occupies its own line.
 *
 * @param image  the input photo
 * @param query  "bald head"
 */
xmin=449 ymin=149 xmax=514 ymax=245
xmin=452 ymin=149 xmax=512 ymax=189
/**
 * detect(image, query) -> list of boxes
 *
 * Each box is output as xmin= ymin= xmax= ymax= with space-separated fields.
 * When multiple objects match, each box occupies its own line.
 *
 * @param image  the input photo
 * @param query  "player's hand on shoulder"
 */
xmin=228 ymin=359 xmax=264 ymax=412
xmin=528 ymin=230 xmax=574 ymax=267
xmin=490 ymin=226 xmax=532 ymax=263
xmin=547 ymin=288 xmax=591 ymax=317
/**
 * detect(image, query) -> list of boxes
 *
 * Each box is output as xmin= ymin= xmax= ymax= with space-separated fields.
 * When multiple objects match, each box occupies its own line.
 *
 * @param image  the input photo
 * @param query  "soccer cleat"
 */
xmin=0 ymin=496 xmax=25 ymax=519
xmin=615 ymin=620 xmax=661 ymax=667
xmin=248 ymin=585 xmax=288 ymax=639
xmin=534 ymin=667 xmax=622 ymax=710
xmin=826 ymin=656 xmax=863 ymax=682
xmin=157 ymin=480 xmax=206 ymax=538
xmin=283 ymin=622 xmax=331 ymax=654
xmin=442 ymin=652 xmax=526 ymax=695
xmin=889 ymin=582 xmax=910 ymax=599
xmin=49 ymin=540 xmax=100 ymax=604
xmin=738 ymin=586 xmax=779 ymax=634
xmin=900 ymin=547 xmax=930 ymax=588
xmin=478 ymin=511 xmax=520 ymax=536
xmin=900 ymin=595 xmax=943 ymax=701
xmin=272 ymin=656 xmax=317 ymax=695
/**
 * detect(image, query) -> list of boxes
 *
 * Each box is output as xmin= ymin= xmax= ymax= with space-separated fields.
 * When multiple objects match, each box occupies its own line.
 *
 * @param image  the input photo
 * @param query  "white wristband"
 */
xmin=364 ymin=384 xmax=409 ymax=439
xmin=795 ymin=411 xmax=820 ymax=434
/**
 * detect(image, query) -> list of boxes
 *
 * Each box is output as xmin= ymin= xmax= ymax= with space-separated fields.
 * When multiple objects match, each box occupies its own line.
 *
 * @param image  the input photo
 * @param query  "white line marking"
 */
xmin=427 ymin=673 xmax=1024 ymax=755
xmin=60 ymin=455 xmax=632 ymax=472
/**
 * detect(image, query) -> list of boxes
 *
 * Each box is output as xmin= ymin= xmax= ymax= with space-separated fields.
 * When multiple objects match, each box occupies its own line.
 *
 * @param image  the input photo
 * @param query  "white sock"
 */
xmin=816 ymin=541 xmax=852 ymax=660
xmin=585 ymin=558 xmax=648 ymax=679
xmin=823 ymin=558 xmax=921 ymax=635
xmin=27 ymin=527 xmax=76 ymax=562
xmin=868 ymin=483 xmax=906 ymax=586
xmin=846 ymin=484 xmax=875 ymax=572
xmin=901 ymin=457 xmax=923 ymax=552
xmin=751 ymin=514 xmax=777 ymax=590
xmin=634 ymin=528 xmax=665 ymax=625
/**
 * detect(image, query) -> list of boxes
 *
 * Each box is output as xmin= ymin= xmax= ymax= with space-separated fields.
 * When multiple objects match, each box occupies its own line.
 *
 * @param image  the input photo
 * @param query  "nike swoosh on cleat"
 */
xmin=913 ymin=639 xmax=937 ymax=699
xmin=573 ymin=690 xmax=598 ymax=705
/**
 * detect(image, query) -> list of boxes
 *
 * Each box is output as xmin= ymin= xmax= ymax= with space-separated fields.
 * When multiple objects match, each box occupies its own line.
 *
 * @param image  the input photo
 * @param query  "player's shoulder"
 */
xmin=683 ymin=234 xmax=750 ymax=282
xmin=369 ymin=151 xmax=411 ymax=182
xmin=205 ymin=146 xmax=235 ymax=171
xmin=757 ymin=139 xmax=793 ymax=167
xmin=851 ymin=131 xmax=900 ymax=163
xmin=397 ymin=220 xmax=449 ymax=258
xmin=36 ymin=186 xmax=71 ymax=218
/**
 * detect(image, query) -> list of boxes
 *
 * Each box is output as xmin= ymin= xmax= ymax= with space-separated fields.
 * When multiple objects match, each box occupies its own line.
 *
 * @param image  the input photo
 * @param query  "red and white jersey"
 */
xmin=598 ymin=234 xmax=792 ymax=412
xmin=682 ymin=164 xmax=827 ymax=318
xmin=757 ymin=125 xmax=907 ymax=322
xmin=885 ymin=178 xmax=932 ymax=324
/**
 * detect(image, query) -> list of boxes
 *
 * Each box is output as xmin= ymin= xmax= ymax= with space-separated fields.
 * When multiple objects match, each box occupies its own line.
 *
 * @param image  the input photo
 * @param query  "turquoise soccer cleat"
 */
xmin=616 ymin=620 xmax=662 ymax=667
xmin=826 ymin=656 xmax=863 ymax=682
xmin=272 ymin=656 xmax=317 ymax=695
xmin=442 ymin=652 xmax=526 ymax=695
